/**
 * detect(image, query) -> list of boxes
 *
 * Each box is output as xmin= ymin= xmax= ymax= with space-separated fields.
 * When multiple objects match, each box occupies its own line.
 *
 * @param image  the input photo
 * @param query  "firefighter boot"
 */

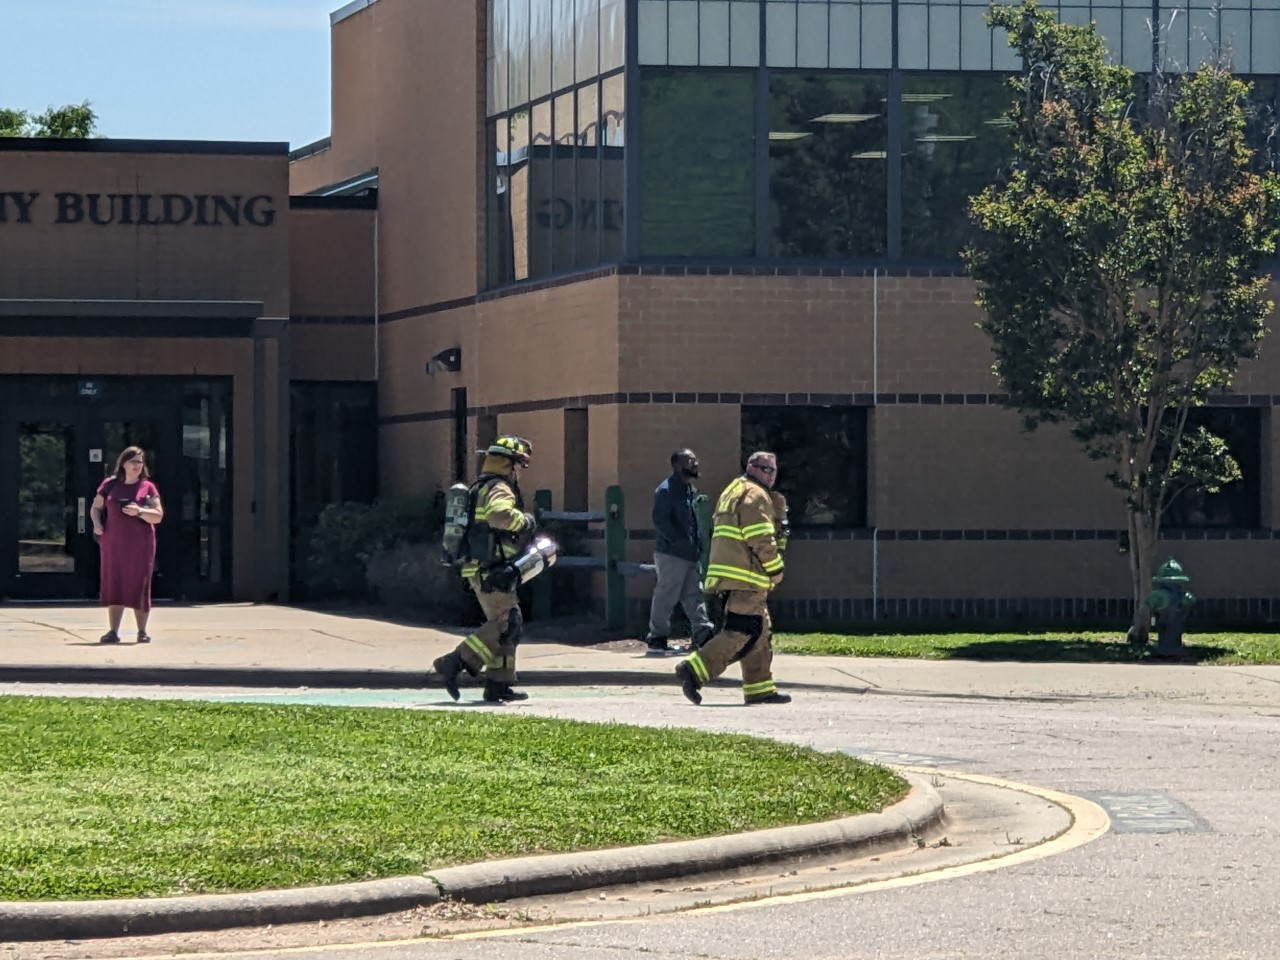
xmin=432 ymin=651 xmax=471 ymax=701
xmin=745 ymin=691 xmax=792 ymax=705
xmin=675 ymin=661 xmax=702 ymax=705
xmin=483 ymin=681 xmax=530 ymax=703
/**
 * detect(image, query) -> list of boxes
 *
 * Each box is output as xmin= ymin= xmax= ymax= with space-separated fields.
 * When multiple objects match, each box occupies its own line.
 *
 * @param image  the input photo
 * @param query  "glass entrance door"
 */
xmin=1 ymin=377 xmax=232 ymax=603
xmin=3 ymin=412 xmax=91 ymax=598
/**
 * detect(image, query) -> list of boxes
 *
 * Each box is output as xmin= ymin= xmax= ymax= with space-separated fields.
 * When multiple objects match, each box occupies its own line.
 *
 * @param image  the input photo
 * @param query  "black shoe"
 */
xmin=99 ymin=631 xmax=120 ymax=644
xmin=646 ymin=636 xmax=677 ymax=656
xmin=675 ymin=662 xmax=702 ymax=705
xmin=432 ymin=652 xmax=465 ymax=701
xmin=745 ymin=692 xmax=792 ymax=705
xmin=483 ymin=682 xmax=529 ymax=703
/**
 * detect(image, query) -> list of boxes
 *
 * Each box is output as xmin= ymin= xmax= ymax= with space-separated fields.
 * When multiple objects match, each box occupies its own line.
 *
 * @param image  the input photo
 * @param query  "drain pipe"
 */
xmin=373 ymin=208 xmax=381 ymax=381
xmin=871 ymin=268 xmax=879 ymax=621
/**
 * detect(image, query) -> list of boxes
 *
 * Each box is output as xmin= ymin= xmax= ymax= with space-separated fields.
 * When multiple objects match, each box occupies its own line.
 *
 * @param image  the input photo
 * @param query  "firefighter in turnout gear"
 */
xmin=432 ymin=435 xmax=538 ymax=703
xmin=675 ymin=451 xmax=792 ymax=706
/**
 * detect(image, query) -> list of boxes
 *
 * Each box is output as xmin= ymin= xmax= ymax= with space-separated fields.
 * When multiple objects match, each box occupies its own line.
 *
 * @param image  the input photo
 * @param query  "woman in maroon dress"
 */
xmin=90 ymin=446 xmax=164 ymax=644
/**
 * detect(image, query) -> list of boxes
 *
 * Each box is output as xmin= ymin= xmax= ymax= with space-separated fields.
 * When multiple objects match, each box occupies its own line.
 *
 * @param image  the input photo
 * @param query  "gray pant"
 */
xmin=647 ymin=552 xmax=714 ymax=641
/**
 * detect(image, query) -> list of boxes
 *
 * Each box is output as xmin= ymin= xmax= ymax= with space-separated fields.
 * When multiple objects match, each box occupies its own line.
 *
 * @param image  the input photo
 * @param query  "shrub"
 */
xmin=302 ymin=494 xmax=442 ymax=600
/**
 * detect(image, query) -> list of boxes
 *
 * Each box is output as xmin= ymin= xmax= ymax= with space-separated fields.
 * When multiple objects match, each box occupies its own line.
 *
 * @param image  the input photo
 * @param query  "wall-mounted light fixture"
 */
xmin=426 ymin=347 xmax=462 ymax=375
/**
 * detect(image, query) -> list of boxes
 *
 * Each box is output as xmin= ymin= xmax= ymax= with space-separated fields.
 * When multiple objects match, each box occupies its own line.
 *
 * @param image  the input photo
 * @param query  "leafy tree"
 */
xmin=964 ymin=1 xmax=1280 ymax=641
xmin=0 ymin=101 xmax=96 ymax=138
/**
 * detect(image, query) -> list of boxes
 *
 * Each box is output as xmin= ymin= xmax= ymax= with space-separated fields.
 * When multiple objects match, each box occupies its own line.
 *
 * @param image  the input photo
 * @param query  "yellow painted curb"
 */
xmin=106 ymin=769 xmax=1109 ymax=958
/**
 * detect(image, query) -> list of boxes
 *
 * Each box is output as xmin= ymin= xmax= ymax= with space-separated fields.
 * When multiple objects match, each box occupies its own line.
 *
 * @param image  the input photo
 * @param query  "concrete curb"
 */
xmin=0 ymin=664 xmax=872 ymax=696
xmin=0 ymin=777 xmax=942 ymax=942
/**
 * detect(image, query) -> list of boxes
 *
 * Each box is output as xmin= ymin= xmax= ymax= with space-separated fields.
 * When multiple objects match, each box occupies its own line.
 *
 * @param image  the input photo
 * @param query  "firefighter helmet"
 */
xmin=488 ymin=435 xmax=533 ymax=467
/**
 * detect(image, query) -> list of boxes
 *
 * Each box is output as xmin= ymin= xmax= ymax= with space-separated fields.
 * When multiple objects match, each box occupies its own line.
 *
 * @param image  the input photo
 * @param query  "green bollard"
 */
xmin=695 ymin=493 xmax=712 ymax=578
xmin=531 ymin=489 xmax=553 ymax=621
xmin=605 ymin=485 xmax=626 ymax=631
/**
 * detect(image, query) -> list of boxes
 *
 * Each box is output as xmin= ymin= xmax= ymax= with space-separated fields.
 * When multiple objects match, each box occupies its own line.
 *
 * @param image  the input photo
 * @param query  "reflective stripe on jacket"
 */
xmin=703 ymin=476 xmax=783 ymax=592
xmin=460 ymin=475 xmax=531 ymax=579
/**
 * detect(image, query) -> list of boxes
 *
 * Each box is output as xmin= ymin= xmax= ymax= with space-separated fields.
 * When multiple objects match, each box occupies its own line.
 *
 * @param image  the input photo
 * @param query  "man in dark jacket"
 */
xmin=646 ymin=449 xmax=715 ymax=655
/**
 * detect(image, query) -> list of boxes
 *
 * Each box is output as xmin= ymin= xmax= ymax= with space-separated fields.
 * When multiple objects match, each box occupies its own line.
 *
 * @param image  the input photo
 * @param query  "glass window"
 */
xmin=487 ymin=117 xmax=515 ymax=287
xmin=531 ymin=0 xmax=553 ymax=98
xmin=740 ymin=406 xmax=869 ymax=528
xmin=529 ymin=99 xmax=554 ymax=276
xmin=576 ymin=0 xmax=600 ymax=79
xmin=729 ymin=0 xmax=761 ymax=67
xmin=553 ymin=0 xmax=575 ymax=91
xmin=510 ymin=107 xmax=533 ymax=280
xmin=601 ymin=73 xmax=626 ymax=260
xmin=290 ymin=382 xmax=377 ymax=595
xmin=770 ymin=71 xmax=888 ymax=258
xmin=548 ymin=91 xmax=578 ymax=271
xmin=900 ymin=73 xmax=1015 ymax=260
xmin=488 ymin=0 xmax=508 ymax=116
xmin=601 ymin=0 xmax=625 ymax=71
xmin=576 ymin=81 xmax=602 ymax=267
xmin=701 ymin=0 xmax=732 ymax=67
xmin=510 ymin=0 xmax=531 ymax=107
xmin=183 ymin=380 xmax=234 ymax=591
xmin=640 ymin=68 xmax=755 ymax=257
xmin=638 ymin=0 xmax=668 ymax=64
xmin=1163 ymin=409 xmax=1262 ymax=529
xmin=669 ymin=0 xmax=700 ymax=65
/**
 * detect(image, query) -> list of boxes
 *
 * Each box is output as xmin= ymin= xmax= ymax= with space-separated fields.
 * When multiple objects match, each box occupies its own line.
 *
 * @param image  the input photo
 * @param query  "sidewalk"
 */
xmin=4 ymin=602 xmax=1280 ymax=706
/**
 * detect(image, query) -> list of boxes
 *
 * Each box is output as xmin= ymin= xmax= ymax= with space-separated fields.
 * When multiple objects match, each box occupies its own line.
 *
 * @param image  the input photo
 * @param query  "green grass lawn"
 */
xmin=0 ymin=697 xmax=905 ymax=902
xmin=773 ymin=630 xmax=1280 ymax=664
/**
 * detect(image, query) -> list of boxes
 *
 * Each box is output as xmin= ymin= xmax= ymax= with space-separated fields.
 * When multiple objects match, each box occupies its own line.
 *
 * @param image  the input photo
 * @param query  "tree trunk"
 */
xmin=1127 ymin=509 xmax=1158 ymax=644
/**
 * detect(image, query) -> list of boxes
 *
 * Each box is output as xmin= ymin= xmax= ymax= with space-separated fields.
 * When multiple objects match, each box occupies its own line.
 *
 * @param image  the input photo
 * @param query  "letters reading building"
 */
xmin=3 ymin=0 xmax=1279 ymax=620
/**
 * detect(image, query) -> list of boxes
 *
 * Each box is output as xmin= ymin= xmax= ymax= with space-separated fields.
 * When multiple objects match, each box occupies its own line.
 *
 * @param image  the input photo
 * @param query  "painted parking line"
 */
xmin=846 ymin=748 xmax=970 ymax=768
xmin=1086 ymin=792 xmax=1211 ymax=833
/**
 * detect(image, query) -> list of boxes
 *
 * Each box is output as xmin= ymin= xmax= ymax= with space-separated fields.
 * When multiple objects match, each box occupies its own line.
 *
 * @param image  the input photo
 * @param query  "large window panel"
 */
xmin=601 ymin=72 xmax=627 ymax=260
xmin=701 ymin=0 xmax=732 ymax=67
xmin=669 ymin=0 xmax=700 ymax=65
xmin=487 ymin=117 xmax=515 ymax=286
xmin=509 ymin=0 xmax=531 ymax=106
xmin=510 ymin=108 xmax=533 ymax=280
xmin=528 ymin=100 xmax=555 ymax=275
xmin=1163 ymin=409 xmax=1262 ymax=529
xmin=531 ymin=0 xmax=553 ymax=98
xmin=638 ymin=0 xmax=668 ymax=64
xmin=576 ymin=81 xmax=603 ymax=267
xmin=601 ymin=0 xmax=625 ymax=71
xmin=900 ymin=73 xmax=1015 ymax=259
xmin=576 ymin=0 xmax=600 ymax=78
xmin=552 ymin=0 xmax=575 ymax=91
xmin=740 ymin=406 xmax=869 ymax=529
xmin=770 ymin=71 xmax=888 ymax=258
xmin=729 ymin=0 xmax=761 ymax=66
xmin=640 ymin=69 xmax=755 ymax=257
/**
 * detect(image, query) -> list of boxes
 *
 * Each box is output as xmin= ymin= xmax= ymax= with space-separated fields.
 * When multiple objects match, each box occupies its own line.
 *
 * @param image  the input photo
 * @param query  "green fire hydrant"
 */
xmin=1146 ymin=559 xmax=1194 ymax=657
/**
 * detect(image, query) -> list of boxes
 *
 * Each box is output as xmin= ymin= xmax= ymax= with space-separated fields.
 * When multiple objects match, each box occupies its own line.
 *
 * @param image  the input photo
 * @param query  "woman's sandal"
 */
xmin=99 ymin=631 xmax=121 ymax=644
xmin=137 ymin=632 xmax=152 ymax=644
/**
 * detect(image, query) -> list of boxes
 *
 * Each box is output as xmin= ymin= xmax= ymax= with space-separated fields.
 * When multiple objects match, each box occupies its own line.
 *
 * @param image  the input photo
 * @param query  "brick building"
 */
xmin=286 ymin=0 xmax=1280 ymax=623
xmin=4 ymin=0 xmax=1279 ymax=621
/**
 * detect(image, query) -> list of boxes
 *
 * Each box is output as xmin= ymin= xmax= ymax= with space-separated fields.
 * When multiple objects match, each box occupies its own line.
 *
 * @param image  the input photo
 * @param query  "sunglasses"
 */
xmin=127 ymin=458 xmax=145 ymax=465
xmin=753 ymin=465 xmax=777 ymax=474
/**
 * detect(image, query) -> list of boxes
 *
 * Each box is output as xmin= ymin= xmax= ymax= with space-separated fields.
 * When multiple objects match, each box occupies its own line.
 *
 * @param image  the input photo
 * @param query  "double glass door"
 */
xmin=4 ymin=405 xmax=180 ymax=600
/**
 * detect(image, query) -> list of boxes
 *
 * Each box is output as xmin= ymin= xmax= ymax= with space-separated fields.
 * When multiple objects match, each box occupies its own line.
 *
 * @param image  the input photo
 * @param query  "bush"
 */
xmin=302 ymin=494 xmax=443 ymax=601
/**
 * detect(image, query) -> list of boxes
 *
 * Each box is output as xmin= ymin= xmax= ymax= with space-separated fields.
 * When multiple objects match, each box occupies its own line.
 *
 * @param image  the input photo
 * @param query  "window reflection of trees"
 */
xmin=740 ymin=407 xmax=869 ymax=529
xmin=769 ymin=73 xmax=889 ymax=258
xmin=901 ymin=73 xmax=1015 ymax=260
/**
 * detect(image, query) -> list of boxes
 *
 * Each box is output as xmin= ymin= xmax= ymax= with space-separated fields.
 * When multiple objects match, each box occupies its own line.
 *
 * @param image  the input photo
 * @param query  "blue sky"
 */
xmin=1 ymin=0 xmax=339 ymax=147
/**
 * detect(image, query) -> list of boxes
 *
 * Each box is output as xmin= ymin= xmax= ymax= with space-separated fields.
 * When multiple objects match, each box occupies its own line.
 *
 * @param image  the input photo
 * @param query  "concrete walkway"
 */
xmin=3 ymin=602 xmax=1280 ymax=706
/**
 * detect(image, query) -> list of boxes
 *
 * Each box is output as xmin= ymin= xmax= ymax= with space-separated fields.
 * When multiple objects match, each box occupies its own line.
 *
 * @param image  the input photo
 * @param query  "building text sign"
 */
xmin=0 ymin=191 xmax=276 ymax=227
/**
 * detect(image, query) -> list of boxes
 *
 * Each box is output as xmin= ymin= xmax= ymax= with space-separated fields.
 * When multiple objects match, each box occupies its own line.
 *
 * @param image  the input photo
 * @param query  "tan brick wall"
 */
xmin=289 ymin=208 xmax=375 ymax=317
xmin=0 ymin=151 xmax=289 ymax=316
xmin=290 ymin=325 xmax=376 ymax=381
xmin=873 ymin=406 xmax=1120 ymax=528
